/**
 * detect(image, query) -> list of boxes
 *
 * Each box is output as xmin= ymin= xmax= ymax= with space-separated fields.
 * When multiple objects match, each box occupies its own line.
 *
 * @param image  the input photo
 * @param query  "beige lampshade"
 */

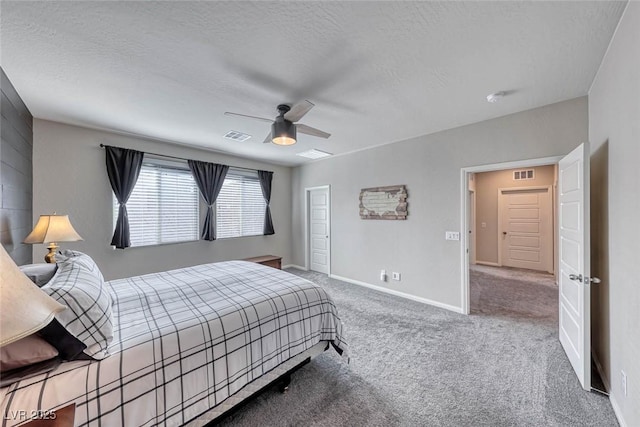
xmin=0 ymin=244 xmax=66 ymax=347
xmin=24 ymin=215 xmax=83 ymax=244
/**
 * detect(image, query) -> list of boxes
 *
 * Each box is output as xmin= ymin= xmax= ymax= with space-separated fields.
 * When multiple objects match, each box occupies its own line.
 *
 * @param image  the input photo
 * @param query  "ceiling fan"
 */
xmin=224 ymin=100 xmax=331 ymax=146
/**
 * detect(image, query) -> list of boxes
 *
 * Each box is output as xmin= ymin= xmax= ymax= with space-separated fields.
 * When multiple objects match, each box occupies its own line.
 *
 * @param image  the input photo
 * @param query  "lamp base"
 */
xmin=44 ymin=242 xmax=59 ymax=263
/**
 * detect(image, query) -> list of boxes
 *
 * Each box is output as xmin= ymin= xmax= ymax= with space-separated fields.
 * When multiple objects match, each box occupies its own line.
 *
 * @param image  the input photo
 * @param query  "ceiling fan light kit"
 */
xmin=271 ymin=104 xmax=297 ymax=145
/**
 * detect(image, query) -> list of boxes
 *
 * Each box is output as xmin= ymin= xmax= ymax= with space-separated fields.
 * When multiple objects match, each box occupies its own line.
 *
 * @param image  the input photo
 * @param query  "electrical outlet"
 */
xmin=380 ymin=269 xmax=387 ymax=282
xmin=392 ymin=272 xmax=401 ymax=281
xmin=621 ymin=370 xmax=627 ymax=397
xmin=445 ymin=231 xmax=460 ymax=241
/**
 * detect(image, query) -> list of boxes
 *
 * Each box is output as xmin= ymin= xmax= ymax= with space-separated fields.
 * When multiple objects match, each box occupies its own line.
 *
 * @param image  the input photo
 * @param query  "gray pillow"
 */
xmin=0 ymin=334 xmax=59 ymax=371
xmin=19 ymin=263 xmax=58 ymax=287
xmin=0 ymin=334 xmax=62 ymax=388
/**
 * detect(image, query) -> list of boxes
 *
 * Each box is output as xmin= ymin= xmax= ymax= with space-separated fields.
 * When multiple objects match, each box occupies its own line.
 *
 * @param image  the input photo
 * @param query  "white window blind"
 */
xmin=113 ymin=158 xmax=200 ymax=247
xmin=216 ymin=168 xmax=266 ymax=239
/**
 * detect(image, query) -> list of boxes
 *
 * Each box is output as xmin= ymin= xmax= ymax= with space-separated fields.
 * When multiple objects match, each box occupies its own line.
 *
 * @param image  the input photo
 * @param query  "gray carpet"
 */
xmin=217 ymin=266 xmax=617 ymax=426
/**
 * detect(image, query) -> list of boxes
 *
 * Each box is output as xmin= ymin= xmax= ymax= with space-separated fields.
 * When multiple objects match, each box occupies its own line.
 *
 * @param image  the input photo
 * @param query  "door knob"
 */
xmin=502 ymin=231 xmax=507 ymax=235
xmin=569 ymin=274 xmax=601 ymax=284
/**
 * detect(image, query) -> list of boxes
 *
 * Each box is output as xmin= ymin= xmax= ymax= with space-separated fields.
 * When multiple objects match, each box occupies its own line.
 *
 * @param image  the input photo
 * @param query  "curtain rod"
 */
xmin=99 ymin=144 xmax=271 ymax=173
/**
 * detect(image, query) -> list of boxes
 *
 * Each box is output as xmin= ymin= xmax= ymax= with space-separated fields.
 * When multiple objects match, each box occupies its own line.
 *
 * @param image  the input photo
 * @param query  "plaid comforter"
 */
xmin=0 ymin=261 xmax=347 ymax=426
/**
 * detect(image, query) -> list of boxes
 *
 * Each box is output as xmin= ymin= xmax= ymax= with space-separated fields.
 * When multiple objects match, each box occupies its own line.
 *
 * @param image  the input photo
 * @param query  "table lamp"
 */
xmin=24 ymin=214 xmax=83 ymax=263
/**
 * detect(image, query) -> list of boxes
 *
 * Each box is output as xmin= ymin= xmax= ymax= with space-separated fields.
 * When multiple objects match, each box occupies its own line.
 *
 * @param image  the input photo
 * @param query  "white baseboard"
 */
xmin=475 ymin=261 xmax=500 ymax=267
xmin=591 ymin=352 xmax=628 ymax=427
xmin=609 ymin=394 xmax=628 ymax=427
xmin=282 ymin=264 xmax=307 ymax=271
xmin=328 ymin=274 xmax=464 ymax=314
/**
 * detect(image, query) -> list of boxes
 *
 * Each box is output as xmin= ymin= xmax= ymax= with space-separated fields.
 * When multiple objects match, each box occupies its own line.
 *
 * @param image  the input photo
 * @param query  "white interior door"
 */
xmin=308 ymin=187 xmax=330 ymax=274
xmin=499 ymin=187 xmax=553 ymax=273
xmin=558 ymin=142 xmax=592 ymax=390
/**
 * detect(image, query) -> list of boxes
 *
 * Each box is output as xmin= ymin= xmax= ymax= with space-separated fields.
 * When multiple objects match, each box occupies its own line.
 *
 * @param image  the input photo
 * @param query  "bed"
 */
xmin=0 ymin=258 xmax=347 ymax=426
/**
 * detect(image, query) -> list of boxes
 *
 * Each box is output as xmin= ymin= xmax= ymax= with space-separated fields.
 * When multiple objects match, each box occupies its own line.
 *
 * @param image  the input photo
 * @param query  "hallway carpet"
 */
xmin=217 ymin=266 xmax=617 ymax=426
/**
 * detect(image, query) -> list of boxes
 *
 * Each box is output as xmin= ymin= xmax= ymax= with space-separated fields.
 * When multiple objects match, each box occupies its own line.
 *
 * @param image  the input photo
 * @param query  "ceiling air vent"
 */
xmin=296 ymin=149 xmax=332 ymax=160
xmin=224 ymin=130 xmax=251 ymax=142
xmin=513 ymin=169 xmax=535 ymax=181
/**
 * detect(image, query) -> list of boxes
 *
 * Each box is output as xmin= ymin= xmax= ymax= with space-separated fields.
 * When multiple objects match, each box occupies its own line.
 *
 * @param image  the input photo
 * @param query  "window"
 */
xmin=216 ymin=168 xmax=266 ymax=239
xmin=113 ymin=158 xmax=199 ymax=247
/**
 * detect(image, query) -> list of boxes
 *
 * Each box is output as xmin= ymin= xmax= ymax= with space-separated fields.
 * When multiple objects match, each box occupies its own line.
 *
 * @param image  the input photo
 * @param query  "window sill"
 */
xmin=111 ymin=233 xmax=271 ymax=249
xmin=112 ymin=239 xmax=199 ymax=249
xmin=216 ymin=233 xmax=268 ymax=240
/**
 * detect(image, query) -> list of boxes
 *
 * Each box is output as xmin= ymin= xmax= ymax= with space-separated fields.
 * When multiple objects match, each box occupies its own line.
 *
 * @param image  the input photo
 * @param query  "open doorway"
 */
xmin=472 ymin=165 xmax=557 ymax=275
xmin=460 ymin=156 xmax=562 ymax=314
xmin=468 ymin=165 xmax=558 ymax=317
xmin=467 ymin=163 xmax=558 ymax=317
xmin=460 ymin=146 xmax=598 ymax=392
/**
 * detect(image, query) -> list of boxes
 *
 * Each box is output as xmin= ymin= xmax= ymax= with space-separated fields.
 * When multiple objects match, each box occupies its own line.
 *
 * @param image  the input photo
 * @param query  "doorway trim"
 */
xmin=469 ymin=188 xmax=476 ymax=265
xmin=459 ymin=156 xmax=562 ymax=314
xmin=304 ymin=185 xmax=331 ymax=274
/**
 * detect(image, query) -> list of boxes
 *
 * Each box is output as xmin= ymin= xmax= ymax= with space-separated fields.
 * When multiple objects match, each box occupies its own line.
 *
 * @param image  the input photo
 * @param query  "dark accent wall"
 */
xmin=1 ymin=68 xmax=33 ymax=265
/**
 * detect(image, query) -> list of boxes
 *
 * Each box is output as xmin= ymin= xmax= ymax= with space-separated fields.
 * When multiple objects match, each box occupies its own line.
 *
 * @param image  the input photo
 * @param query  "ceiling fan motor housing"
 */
xmin=277 ymin=104 xmax=291 ymax=115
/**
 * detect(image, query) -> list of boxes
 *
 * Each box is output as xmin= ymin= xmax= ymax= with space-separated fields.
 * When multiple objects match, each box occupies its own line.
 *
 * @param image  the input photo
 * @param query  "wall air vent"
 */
xmin=224 ymin=131 xmax=251 ymax=142
xmin=296 ymin=149 xmax=333 ymax=160
xmin=513 ymin=169 xmax=535 ymax=180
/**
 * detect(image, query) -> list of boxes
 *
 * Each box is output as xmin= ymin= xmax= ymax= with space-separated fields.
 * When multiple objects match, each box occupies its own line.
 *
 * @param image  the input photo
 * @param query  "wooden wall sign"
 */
xmin=359 ymin=185 xmax=408 ymax=220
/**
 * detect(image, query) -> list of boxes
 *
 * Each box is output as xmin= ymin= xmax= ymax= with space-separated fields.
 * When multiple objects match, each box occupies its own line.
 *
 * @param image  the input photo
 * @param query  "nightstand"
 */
xmin=243 ymin=255 xmax=282 ymax=270
xmin=23 ymin=403 xmax=75 ymax=427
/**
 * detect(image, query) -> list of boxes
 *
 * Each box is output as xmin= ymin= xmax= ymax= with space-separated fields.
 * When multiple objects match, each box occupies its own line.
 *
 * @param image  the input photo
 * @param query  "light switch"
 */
xmin=481 ymin=222 xmax=487 ymax=228
xmin=445 ymin=231 xmax=460 ymax=241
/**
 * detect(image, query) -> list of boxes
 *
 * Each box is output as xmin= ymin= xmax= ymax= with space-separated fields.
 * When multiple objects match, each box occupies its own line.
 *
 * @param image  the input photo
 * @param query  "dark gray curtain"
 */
xmin=258 ymin=170 xmax=275 ymax=235
xmin=105 ymin=146 xmax=144 ymax=249
xmin=188 ymin=160 xmax=229 ymax=241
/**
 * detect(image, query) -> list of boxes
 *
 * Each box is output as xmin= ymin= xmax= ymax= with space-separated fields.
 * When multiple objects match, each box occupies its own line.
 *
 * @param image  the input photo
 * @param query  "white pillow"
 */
xmin=56 ymin=250 xmax=105 ymax=282
xmin=42 ymin=251 xmax=113 ymax=359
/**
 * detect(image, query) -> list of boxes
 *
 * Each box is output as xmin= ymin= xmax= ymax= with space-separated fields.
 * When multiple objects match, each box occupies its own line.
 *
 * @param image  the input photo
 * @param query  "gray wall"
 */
xmin=292 ymin=97 xmax=587 ymax=309
xmin=589 ymin=3 xmax=639 ymax=425
xmin=32 ymin=119 xmax=292 ymax=280
xmin=1 ymin=68 xmax=33 ymax=265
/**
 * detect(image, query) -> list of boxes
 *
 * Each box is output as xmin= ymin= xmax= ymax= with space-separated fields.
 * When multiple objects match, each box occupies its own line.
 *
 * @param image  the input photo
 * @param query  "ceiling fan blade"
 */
xmin=224 ymin=111 xmax=273 ymax=124
xmin=296 ymin=123 xmax=331 ymax=139
xmin=284 ymin=100 xmax=314 ymax=122
xmin=262 ymin=132 xmax=272 ymax=144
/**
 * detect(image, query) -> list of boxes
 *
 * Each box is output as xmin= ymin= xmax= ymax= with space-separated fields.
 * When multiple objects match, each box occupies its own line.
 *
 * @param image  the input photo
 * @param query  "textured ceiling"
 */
xmin=0 ymin=1 xmax=627 ymax=166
